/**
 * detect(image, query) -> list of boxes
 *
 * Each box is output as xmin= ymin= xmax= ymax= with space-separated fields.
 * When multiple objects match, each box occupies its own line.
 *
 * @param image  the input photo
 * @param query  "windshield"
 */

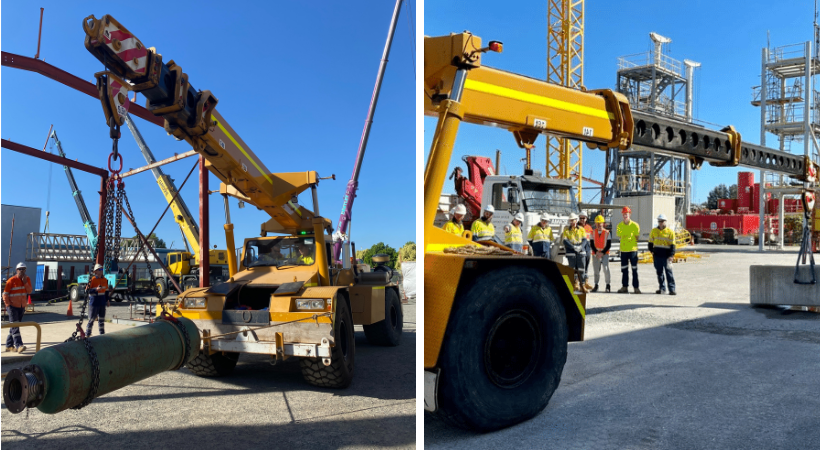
xmin=244 ymin=237 xmax=316 ymax=268
xmin=520 ymin=181 xmax=578 ymax=215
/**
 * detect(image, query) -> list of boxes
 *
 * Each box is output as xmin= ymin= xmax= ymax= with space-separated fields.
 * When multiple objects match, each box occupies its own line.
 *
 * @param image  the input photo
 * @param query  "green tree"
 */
xmin=361 ymin=242 xmax=398 ymax=269
xmin=124 ymin=232 xmax=166 ymax=249
xmin=397 ymin=241 xmax=416 ymax=268
xmin=729 ymin=184 xmax=738 ymax=199
xmin=706 ymin=184 xmax=730 ymax=209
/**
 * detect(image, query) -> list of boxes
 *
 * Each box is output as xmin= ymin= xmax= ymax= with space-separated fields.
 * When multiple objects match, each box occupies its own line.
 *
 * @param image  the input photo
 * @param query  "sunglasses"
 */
xmin=16 ymin=268 xmax=26 ymax=271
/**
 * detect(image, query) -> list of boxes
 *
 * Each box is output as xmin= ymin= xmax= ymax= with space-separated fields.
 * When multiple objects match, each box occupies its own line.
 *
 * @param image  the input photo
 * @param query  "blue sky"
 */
xmin=2 ymin=0 xmax=416 ymax=254
xmin=424 ymin=0 xmax=813 ymax=204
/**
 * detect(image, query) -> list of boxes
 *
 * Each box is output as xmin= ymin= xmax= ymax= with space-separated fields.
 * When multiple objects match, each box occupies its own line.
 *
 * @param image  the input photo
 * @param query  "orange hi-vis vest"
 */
xmin=4 ymin=276 xmax=32 ymax=308
xmin=87 ymin=276 xmax=110 ymax=296
xmin=593 ymin=228 xmax=610 ymax=255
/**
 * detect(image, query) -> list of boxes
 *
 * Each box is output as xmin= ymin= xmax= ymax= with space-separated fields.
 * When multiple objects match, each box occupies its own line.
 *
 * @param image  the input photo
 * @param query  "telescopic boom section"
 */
xmin=82 ymin=14 xmax=329 ymax=236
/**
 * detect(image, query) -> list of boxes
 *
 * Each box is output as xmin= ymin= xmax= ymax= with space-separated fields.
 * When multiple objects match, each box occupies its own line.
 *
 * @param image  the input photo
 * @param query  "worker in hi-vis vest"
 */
xmin=471 ymin=204 xmax=496 ymax=242
xmin=578 ymin=212 xmax=594 ymax=291
xmin=649 ymin=213 xmax=677 ymax=295
xmin=4 ymin=262 xmax=32 ymax=353
xmin=616 ymin=206 xmax=641 ymax=294
xmin=85 ymin=264 xmax=111 ymax=337
xmin=528 ymin=213 xmax=554 ymax=258
xmin=504 ymin=213 xmax=524 ymax=252
xmin=590 ymin=215 xmax=612 ymax=293
xmin=443 ymin=204 xmax=467 ymax=236
xmin=562 ymin=213 xmax=588 ymax=292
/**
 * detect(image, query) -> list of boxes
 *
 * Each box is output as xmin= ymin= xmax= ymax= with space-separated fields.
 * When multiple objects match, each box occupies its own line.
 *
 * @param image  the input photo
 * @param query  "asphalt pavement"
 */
xmin=1 ymin=296 xmax=416 ymax=449
xmin=425 ymin=247 xmax=820 ymax=449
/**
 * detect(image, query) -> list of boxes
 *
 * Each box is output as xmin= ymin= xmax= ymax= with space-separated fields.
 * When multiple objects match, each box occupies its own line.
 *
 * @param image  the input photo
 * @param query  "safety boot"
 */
xmin=584 ymin=281 xmax=594 ymax=291
xmin=16 ymin=346 xmax=26 ymax=353
xmin=617 ymin=286 xmax=629 ymax=293
xmin=573 ymin=280 xmax=581 ymax=292
xmin=656 ymin=288 xmax=666 ymax=294
xmin=633 ymin=288 xmax=642 ymax=294
xmin=669 ymin=291 xmax=677 ymax=295
xmin=4 ymin=346 xmax=13 ymax=352
xmin=591 ymin=284 xmax=599 ymax=292
xmin=606 ymin=284 xmax=611 ymax=293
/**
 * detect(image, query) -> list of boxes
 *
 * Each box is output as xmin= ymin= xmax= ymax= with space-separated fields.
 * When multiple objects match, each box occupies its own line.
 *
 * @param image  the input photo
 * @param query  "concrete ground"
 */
xmin=2 ymin=296 xmax=416 ymax=449
xmin=426 ymin=246 xmax=820 ymax=449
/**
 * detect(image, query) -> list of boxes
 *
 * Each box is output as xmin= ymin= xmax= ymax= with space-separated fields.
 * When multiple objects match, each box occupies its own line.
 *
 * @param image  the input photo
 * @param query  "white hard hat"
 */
xmin=484 ymin=205 xmax=495 ymax=213
xmin=569 ymin=213 xmax=579 ymax=221
xmin=454 ymin=204 xmax=467 ymax=215
xmin=540 ymin=213 xmax=550 ymax=222
xmin=579 ymin=212 xmax=588 ymax=218
xmin=513 ymin=213 xmax=524 ymax=222
xmin=15 ymin=262 xmax=26 ymax=270
xmin=93 ymin=264 xmax=104 ymax=271
xmin=657 ymin=214 xmax=667 ymax=222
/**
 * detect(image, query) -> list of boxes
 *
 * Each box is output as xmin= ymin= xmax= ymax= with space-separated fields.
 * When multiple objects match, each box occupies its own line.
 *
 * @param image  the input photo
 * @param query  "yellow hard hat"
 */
xmin=594 ymin=215 xmax=605 ymax=224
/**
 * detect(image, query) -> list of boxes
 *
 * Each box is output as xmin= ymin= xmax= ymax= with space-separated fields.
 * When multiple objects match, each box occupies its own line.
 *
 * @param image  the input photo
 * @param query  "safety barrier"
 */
xmin=1 ymin=321 xmax=42 ymax=379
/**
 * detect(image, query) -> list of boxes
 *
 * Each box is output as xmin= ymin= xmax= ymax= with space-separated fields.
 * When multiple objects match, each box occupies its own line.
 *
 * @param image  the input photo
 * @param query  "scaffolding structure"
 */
xmin=546 ymin=0 xmax=584 ymax=202
xmin=605 ymin=33 xmax=697 ymax=225
xmin=753 ymin=34 xmax=820 ymax=250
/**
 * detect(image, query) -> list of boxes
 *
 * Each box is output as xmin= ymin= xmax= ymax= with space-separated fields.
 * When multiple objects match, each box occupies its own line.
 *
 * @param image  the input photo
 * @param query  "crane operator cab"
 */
xmin=245 ymin=237 xmax=316 ymax=268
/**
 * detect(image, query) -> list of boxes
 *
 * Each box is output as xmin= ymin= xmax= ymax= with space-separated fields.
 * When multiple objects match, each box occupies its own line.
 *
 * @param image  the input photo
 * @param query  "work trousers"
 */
xmin=592 ymin=253 xmax=611 ymax=285
xmin=86 ymin=303 xmax=107 ymax=336
xmin=507 ymin=242 xmax=523 ymax=253
xmin=532 ymin=241 xmax=551 ymax=258
xmin=620 ymin=251 xmax=639 ymax=288
xmin=5 ymin=306 xmax=25 ymax=348
xmin=567 ymin=252 xmax=586 ymax=282
xmin=583 ymin=241 xmax=591 ymax=281
xmin=653 ymin=254 xmax=676 ymax=292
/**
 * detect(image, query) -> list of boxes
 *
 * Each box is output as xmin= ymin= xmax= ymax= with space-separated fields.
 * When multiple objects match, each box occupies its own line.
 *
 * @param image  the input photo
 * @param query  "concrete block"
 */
xmin=750 ymin=265 xmax=820 ymax=306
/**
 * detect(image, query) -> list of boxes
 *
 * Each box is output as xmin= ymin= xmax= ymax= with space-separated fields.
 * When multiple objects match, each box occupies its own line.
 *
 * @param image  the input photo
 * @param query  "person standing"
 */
xmin=85 ymin=264 xmax=111 ymax=337
xmin=616 ymin=206 xmax=641 ymax=294
xmin=590 ymin=215 xmax=612 ymax=293
xmin=471 ymin=205 xmax=496 ymax=242
xmin=649 ymin=214 xmax=677 ymax=295
xmin=562 ymin=213 xmax=588 ymax=292
xmin=4 ymin=262 xmax=32 ymax=353
xmin=443 ymin=204 xmax=467 ymax=236
xmin=579 ymin=213 xmax=594 ymax=290
xmin=504 ymin=213 xmax=525 ymax=252
xmin=528 ymin=213 xmax=554 ymax=258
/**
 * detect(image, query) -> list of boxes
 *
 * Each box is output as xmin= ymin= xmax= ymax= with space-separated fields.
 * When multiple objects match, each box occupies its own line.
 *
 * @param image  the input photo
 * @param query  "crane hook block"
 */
xmin=95 ymin=71 xmax=131 ymax=128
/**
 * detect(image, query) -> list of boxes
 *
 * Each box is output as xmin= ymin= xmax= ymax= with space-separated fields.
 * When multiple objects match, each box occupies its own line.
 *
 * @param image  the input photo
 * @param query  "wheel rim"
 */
xmin=484 ymin=309 xmax=541 ymax=389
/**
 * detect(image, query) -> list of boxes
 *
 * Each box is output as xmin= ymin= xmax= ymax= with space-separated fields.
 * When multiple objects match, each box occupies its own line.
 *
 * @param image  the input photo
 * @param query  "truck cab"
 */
xmin=481 ymin=174 xmax=579 ymax=257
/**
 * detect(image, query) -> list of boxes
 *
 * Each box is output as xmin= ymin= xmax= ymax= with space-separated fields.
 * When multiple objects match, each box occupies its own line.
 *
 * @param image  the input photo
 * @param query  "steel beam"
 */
xmin=631 ymin=111 xmax=807 ymax=179
xmin=119 ymin=150 xmax=197 ymax=179
xmin=1 ymin=51 xmax=164 ymax=128
xmin=1 ymin=139 xmax=108 ymax=177
xmin=199 ymin=156 xmax=210 ymax=288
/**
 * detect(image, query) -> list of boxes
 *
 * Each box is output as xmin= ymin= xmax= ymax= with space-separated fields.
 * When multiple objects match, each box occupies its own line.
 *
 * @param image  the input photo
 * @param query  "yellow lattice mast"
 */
xmin=546 ymin=0 xmax=584 ymax=202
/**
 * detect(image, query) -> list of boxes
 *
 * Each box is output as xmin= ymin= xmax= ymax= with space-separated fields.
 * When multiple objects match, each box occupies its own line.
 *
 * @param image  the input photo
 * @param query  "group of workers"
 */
xmin=441 ymin=204 xmax=676 ymax=295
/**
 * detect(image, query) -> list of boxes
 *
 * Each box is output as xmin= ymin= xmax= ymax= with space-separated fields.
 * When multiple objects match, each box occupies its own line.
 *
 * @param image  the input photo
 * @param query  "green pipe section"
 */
xmin=3 ymin=317 xmax=199 ymax=414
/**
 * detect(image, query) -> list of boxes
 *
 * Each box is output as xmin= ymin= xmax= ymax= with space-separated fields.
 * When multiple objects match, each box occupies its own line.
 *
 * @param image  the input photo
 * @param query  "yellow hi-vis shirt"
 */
xmin=471 ymin=219 xmax=495 ymax=241
xmin=562 ymin=226 xmax=587 ymax=245
xmin=504 ymin=224 xmax=523 ymax=245
xmin=443 ymin=220 xmax=465 ymax=236
xmin=298 ymin=255 xmax=315 ymax=265
xmin=528 ymin=225 xmax=554 ymax=243
xmin=649 ymin=227 xmax=676 ymax=249
xmin=617 ymin=220 xmax=641 ymax=252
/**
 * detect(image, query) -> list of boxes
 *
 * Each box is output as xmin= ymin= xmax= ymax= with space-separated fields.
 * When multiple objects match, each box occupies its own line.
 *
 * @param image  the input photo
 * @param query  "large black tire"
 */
xmin=362 ymin=287 xmax=403 ymax=346
xmin=300 ymin=294 xmax=355 ymax=388
xmin=155 ymin=278 xmax=168 ymax=299
xmin=185 ymin=351 xmax=239 ymax=377
xmin=434 ymin=266 xmax=568 ymax=432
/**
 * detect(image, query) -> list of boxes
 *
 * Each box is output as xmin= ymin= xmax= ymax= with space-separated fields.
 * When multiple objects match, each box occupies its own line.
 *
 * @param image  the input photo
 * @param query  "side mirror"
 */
xmin=507 ymin=186 xmax=520 ymax=212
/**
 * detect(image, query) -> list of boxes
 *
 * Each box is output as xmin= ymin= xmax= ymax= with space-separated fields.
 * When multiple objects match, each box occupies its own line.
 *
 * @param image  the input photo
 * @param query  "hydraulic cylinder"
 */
xmin=3 ymin=316 xmax=199 ymax=414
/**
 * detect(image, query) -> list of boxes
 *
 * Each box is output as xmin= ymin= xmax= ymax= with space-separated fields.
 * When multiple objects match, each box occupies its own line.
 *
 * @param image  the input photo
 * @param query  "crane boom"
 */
xmin=82 ymin=15 xmax=329 ymax=236
xmin=123 ymin=114 xmax=201 ymax=256
xmin=50 ymin=130 xmax=98 ymax=257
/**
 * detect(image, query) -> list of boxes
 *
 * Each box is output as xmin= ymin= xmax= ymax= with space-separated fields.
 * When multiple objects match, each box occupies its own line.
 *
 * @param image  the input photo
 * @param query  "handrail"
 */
xmin=1 ymin=321 xmax=42 ymax=353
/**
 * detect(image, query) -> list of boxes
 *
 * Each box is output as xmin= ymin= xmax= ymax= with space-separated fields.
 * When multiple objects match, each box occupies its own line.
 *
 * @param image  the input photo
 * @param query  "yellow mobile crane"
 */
xmin=123 ymin=114 xmax=229 ymax=297
xmin=423 ymin=32 xmax=818 ymax=431
xmin=81 ymin=11 xmax=404 ymax=386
